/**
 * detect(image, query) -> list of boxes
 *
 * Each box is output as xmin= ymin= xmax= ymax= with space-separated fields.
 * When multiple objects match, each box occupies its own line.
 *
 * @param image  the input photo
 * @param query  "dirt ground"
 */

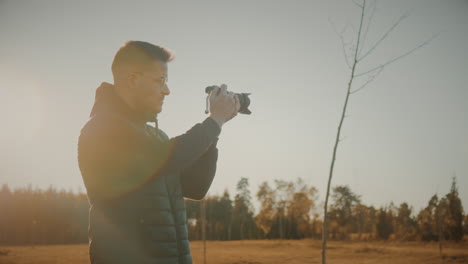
xmin=0 ymin=239 xmax=467 ymax=264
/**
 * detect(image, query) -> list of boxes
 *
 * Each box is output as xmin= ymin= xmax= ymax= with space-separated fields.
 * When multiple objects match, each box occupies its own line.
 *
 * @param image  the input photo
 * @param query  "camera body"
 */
xmin=205 ymin=85 xmax=252 ymax=115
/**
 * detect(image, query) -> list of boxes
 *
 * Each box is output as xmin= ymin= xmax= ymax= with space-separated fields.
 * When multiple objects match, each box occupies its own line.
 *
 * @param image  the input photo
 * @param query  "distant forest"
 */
xmin=0 ymin=177 xmax=466 ymax=245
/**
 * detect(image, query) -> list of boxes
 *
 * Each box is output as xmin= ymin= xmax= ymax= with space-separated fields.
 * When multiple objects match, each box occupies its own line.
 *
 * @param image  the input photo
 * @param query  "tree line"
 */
xmin=0 ymin=177 xmax=466 ymax=245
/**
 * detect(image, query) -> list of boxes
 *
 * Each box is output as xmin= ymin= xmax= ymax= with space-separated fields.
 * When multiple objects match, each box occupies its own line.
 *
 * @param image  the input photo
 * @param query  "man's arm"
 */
xmin=169 ymin=84 xmax=241 ymax=200
xmin=159 ymin=117 xmax=221 ymax=174
xmin=180 ymin=138 xmax=219 ymax=200
xmin=78 ymin=115 xmax=220 ymax=201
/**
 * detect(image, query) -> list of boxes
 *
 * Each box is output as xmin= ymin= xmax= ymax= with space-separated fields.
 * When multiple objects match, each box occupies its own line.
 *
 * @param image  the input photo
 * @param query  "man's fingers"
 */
xmin=220 ymin=84 xmax=228 ymax=95
xmin=209 ymin=87 xmax=220 ymax=98
xmin=209 ymin=83 xmax=241 ymax=122
xmin=227 ymin=91 xmax=235 ymax=103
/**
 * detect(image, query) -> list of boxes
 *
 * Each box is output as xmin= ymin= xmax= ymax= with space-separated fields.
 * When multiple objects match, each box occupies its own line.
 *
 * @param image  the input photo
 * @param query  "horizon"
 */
xmin=0 ymin=175 xmax=464 ymax=216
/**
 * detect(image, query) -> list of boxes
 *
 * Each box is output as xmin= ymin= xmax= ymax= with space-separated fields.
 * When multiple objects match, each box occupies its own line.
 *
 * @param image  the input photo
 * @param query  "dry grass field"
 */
xmin=1 ymin=239 xmax=467 ymax=264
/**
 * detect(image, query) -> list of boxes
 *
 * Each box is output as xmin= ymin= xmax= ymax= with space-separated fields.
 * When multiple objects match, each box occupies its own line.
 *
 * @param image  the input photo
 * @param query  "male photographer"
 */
xmin=78 ymin=40 xmax=239 ymax=264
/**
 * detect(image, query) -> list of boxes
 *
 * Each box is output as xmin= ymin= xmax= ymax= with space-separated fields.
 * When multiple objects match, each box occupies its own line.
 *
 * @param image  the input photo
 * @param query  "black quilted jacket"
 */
xmin=78 ymin=82 xmax=220 ymax=264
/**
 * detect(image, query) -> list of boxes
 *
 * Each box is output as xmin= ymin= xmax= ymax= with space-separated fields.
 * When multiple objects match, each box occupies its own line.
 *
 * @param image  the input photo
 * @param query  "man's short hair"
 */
xmin=111 ymin=41 xmax=175 ymax=76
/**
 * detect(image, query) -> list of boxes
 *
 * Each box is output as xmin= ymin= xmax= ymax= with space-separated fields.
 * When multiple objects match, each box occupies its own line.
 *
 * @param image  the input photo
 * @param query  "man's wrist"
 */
xmin=208 ymin=115 xmax=224 ymax=129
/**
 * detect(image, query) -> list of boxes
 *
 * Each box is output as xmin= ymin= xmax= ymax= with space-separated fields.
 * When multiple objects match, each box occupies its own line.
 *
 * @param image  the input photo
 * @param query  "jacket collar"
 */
xmin=89 ymin=82 xmax=158 ymax=125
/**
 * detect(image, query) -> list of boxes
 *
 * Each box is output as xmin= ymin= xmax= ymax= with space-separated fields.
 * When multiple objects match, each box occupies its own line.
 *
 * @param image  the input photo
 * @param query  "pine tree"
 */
xmin=445 ymin=177 xmax=464 ymax=241
xmin=376 ymin=208 xmax=393 ymax=240
xmin=232 ymin=178 xmax=256 ymax=240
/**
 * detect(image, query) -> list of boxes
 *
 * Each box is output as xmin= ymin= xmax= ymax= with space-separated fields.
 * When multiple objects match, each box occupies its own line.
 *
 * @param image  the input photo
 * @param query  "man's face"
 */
xmin=129 ymin=60 xmax=169 ymax=114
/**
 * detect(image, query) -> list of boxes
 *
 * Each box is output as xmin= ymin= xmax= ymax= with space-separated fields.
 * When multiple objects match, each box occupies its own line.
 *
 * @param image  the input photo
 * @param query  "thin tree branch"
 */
xmin=347 ymin=18 xmax=358 ymax=35
xmin=322 ymin=2 xmax=366 ymax=264
xmin=355 ymin=32 xmax=441 ymax=77
xmin=350 ymin=66 xmax=384 ymax=94
xmin=329 ymin=17 xmax=352 ymax=69
xmin=321 ymin=2 xmax=438 ymax=263
xmin=352 ymin=0 xmax=363 ymax=8
xmin=358 ymin=0 xmax=377 ymax=57
xmin=357 ymin=11 xmax=410 ymax=62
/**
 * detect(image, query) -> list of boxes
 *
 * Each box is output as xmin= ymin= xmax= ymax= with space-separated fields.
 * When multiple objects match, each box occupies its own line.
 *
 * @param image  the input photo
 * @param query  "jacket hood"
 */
xmin=90 ymin=82 xmax=158 ymax=124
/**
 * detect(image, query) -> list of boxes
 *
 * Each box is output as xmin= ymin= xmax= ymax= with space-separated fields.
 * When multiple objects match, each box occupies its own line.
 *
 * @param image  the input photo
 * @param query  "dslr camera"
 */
xmin=205 ymin=85 xmax=252 ymax=115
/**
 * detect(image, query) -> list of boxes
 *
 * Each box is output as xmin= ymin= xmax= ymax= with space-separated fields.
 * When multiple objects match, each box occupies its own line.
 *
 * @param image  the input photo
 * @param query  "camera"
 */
xmin=204 ymin=85 xmax=252 ymax=115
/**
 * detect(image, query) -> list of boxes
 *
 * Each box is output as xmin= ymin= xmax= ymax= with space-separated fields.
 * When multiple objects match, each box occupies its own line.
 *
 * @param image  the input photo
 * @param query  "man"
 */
xmin=78 ymin=40 xmax=239 ymax=264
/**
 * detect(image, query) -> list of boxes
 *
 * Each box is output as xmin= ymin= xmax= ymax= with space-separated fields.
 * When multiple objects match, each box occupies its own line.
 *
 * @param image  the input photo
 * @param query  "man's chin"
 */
xmin=144 ymin=104 xmax=162 ymax=113
xmin=150 ymin=107 xmax=162 ymax=114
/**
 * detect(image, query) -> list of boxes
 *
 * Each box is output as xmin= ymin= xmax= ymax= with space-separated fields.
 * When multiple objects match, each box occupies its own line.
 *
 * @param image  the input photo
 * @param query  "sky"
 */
xmin=1 ymin=0 xmax=467 ymax=215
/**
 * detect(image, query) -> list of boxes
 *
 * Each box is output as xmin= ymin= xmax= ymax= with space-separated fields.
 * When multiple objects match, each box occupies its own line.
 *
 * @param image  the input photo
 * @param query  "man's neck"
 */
xmin=113 ymin=83 xmax=136 ymax=111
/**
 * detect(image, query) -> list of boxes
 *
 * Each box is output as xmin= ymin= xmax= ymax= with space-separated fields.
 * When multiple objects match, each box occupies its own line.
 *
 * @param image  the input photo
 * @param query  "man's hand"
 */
xmin=208 ymin=84 xmax=240 ymax=128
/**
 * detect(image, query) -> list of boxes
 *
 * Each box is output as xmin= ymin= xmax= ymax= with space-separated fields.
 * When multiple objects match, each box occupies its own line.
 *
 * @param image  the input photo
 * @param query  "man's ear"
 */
xmin=127 ymin=72 xmax=140 ymax=89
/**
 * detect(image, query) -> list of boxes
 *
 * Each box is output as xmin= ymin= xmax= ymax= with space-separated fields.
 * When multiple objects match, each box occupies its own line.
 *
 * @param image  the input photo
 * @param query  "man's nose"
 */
xmin=162 ymin=84 xmax=170 ymax=95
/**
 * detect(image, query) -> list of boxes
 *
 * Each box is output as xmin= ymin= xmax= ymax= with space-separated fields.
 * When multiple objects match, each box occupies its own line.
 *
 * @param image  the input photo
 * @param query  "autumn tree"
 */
xmin=0 ymin=184 xmax=12 ymax=244
xmin=256 ymin=178 xmax=318 ymax=239
xmin=444 ymin=177 xmax=464 ymax=242
xmin=328 ymin=185 xmax=361 ymax=239
xmin=463 ymin=215 xmax=468 ymax=235
xmin=185 ymin=190 xmax=233 ymax=241
xmin=0 ymin=184 xmax=89 ymax=245
xmin=376 ymin=207 xmax=393 ymax=240
xmin=417 ymin=194 xmax=439 ymax=241
xmin=256 ymin=181 xmax=275 ymax=237
xmin=218 ymin=190 xmax=234 ymax=240
xmin=394 ymin=202 xmax=417 ymax=240
xmin=272 ymin=179 xmax=291 ymax=239
xmin=287 ymin=178 xmax=318 ymax=239
xmin=231 ymin=177 xmax=257 ymax=240
xmin=352 ymin=203 xmax=374 ymax=239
